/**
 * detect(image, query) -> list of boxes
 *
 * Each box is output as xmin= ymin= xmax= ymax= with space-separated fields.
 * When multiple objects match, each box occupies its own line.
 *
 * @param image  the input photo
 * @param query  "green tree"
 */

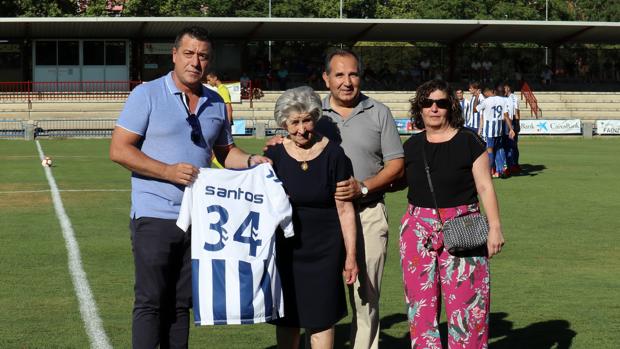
xmin=0 ymin=0 xmax=20 ymax=16
xmin=81 ymin=0 xmax=109 ymax=16
xmin=0 ymin=0 xmax=77 ymax=16
xmin=124 ymin=0 xmax=206 ymax=16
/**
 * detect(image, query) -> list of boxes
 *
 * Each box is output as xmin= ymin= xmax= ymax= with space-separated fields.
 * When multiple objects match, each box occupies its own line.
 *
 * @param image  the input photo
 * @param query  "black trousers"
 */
xmin=130 ymin=217 xmax=192 ymax=349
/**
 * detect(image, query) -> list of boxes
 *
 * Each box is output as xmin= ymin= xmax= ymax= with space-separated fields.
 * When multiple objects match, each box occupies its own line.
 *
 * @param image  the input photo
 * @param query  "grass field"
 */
xmin=1 ymin=137 xmax=619 ymax=348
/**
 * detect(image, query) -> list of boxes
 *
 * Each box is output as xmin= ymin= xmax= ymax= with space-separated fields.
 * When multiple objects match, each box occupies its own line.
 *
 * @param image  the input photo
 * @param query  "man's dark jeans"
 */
xmin=130 ymin=217 xmax=191 ymax=349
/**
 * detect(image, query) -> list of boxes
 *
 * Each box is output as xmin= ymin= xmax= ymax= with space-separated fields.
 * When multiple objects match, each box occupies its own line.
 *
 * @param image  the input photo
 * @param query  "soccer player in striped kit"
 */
xmin=465 ymin=81 xmax=484 ymax=134
xmin=504 ymin=82 xmax=521 ymax=174
xmin=475 ymin=87 xmax=515 ymax=177
xmin=456 ymin=88 xmax=470 ymax=122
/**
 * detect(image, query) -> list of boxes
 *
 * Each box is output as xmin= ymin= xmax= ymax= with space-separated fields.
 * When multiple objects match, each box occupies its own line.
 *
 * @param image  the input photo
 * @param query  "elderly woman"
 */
xmin=264 ymin=86 xmax=358 ymax=349
xmin=400 ymin=80 xmax=505 ymax=348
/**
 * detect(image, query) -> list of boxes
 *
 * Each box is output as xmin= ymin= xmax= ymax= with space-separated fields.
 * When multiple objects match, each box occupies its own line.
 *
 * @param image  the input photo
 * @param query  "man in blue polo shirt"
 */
xmin=110 ymin=26 xmax=268 ymax=349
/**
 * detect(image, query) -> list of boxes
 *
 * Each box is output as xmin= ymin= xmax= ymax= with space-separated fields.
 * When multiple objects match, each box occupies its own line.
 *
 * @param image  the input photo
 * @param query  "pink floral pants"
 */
xmin=399 ymin=203 xmax=490 ymax=349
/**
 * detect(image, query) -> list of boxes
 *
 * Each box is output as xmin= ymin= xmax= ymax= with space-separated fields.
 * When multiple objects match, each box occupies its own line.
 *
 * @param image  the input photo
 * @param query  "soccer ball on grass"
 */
xmin=41 ymin=156 xmax=53 ymax=167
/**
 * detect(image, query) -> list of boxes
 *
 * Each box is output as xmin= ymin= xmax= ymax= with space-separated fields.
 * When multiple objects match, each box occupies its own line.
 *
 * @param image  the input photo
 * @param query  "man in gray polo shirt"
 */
xmin=319 ymin=48 xmax=404 ymax=349
xmin=110 ymin=26 xmax=268 ymax=349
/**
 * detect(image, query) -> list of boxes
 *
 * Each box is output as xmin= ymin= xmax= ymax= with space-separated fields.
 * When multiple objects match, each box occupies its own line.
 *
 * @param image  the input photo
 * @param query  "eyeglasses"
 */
xmin=419 ymin=98 xmax=450 ymax=109
xmin=186 ymin=113 xmax=202 ymax=144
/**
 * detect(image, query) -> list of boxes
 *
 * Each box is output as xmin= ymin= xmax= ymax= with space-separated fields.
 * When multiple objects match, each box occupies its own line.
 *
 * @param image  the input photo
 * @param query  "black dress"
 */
xmin=265 ymin=140 xmax=353 ymax=328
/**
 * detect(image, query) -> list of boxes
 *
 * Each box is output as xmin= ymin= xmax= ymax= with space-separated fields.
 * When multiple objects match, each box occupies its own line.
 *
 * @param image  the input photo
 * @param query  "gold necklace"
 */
xmin=289 ymin=137 xmax=315 ymax=171
xmin=300 ymin=161 xmax=309 ymax=171
xmin=296 ymin=146 xmax=312 ymax=171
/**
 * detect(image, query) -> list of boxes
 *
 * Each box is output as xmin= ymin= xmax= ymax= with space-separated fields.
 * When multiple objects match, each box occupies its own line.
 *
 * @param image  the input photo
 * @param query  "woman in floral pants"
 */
xmin=399 ymin=80 xmax=505 ymax=348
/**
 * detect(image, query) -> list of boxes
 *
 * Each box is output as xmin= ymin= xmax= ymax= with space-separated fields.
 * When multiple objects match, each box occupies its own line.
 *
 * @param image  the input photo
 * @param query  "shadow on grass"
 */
xmin=515 ymin=163 xmax=547 ymax=177
xmin=265 ymin=311 xmax=575 ymax=348
xmin=263 ymin=314 xmax=409 ymax=349
xmin=488 ymin=312 xmax=576 ymax=349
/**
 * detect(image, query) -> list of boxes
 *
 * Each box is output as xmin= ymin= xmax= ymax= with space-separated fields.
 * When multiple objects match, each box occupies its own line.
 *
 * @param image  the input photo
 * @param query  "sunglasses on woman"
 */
xmin=419 ymin=98 xmax=450 ymax=109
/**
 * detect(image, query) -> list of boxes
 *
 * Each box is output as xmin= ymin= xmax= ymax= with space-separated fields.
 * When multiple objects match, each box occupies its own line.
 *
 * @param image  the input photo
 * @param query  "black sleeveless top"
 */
xmin=404 ymin=128 xmax=486 ymax=208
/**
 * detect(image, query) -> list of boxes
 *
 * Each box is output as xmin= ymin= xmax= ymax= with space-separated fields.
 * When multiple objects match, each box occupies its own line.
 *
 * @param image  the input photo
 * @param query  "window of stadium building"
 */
xmin=35 ymin=41 xmax=57 ymax=65
xmin=84 ymin=41 xmax=105 ymax=65
xmin=58 ymin=41 xmax=79 ymax=66
xmin=84 ymin=40 xmax=126 ymax=66
xmin=105 ymin=41 xmax=126 ymax=65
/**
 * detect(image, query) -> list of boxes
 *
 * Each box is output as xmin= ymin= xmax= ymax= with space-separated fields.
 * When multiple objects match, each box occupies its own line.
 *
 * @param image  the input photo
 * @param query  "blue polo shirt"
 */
xmin=116 ymin=72 xmax=233 ymax=219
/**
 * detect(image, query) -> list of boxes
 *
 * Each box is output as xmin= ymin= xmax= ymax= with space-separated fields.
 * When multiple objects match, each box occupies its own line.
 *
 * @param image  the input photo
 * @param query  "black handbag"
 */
xmin=422 ymin=140 xmax=488 ymax=253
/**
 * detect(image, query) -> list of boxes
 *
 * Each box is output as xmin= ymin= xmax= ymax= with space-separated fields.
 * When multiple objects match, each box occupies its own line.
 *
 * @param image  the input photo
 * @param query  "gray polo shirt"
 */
xmin=317 ymin=93 xmax=404 ymax=202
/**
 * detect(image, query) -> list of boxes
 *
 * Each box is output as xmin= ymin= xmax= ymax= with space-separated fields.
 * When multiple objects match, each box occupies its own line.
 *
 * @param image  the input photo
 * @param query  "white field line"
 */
xmin=0 ymin=189 xmax=129 ymax=194
xmin=35 ymin=141 xmax=112 ymax=349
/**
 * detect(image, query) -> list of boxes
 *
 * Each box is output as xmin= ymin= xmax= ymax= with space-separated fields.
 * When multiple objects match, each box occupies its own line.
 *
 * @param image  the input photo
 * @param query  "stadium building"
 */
xmin=0 ymin=17 xmax=619 ymax=89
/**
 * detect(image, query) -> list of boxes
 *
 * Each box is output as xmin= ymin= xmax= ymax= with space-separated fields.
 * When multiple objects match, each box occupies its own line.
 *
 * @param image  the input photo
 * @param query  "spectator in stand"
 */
xmin=482 ymin=60 xmax=493 ymax=82
xmin=379 ymin=62 xmax=393 ymax=88
xmin=420 ymin=59 xmax=431 ymax=81
xmin=514 ymin=70 xmax=523 ymax=89
xmin=578 ymin=59 xmax=591 ymax=83
xmin=240 ymin=72 xmax=251 ymax=100
xmin=397 ymin=64 xmax=408 ymax=89
xmin=471 ymin=60 xmax=482 ymax=81
xmin=205 ymin=71 xmax=233 ymax=125
xmin=306 ymin=62 xmax=321 ymax=89
xmin=240 ymin=72 xmax=251 ymax=87
xmin=363 ymin=65 xmax=380 ymax=90
xmin=541 ymin=65 xmax=553 ymax=86
xmin=410 ymin=65 xmax=421 ymax=84
xmin=277 ymin=61 xmax=290 ymax=90
xmin=255 ymin=59 xmax=270 ymax=90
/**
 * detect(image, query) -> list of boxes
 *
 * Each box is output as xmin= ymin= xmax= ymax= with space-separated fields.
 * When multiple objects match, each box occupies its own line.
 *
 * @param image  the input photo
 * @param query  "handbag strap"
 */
xmin=422 ymin=138 xmax=443 ymax=224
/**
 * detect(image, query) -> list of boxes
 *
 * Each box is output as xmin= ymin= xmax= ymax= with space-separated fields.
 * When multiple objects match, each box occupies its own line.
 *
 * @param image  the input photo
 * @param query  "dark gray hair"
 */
xmin=410 ymin=79 xmax=464 ymax=130
xmin=174 ymin=26 xmax=212 ymax=49
xmin=274 ymin=86 xmax=322 ymax=127
xmin=324 ymin=48 xmax=363 ymax=76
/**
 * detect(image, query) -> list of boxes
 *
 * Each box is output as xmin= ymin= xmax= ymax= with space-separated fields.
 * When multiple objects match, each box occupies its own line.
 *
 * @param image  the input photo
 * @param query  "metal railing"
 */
xmin=0 ymin=118 xmax=272 ymax=139
xmin=0 ymin=120 xmax=25 ymax=139
xmin=0 ymin=81 xmax=143 ymax=102
xmin=521 ymin=82 xmax=543 ymax=119
xmin=35 ymin=119 xmax=117 ymax=137
xmin=0 ymin=80 xmax=266 ymax=104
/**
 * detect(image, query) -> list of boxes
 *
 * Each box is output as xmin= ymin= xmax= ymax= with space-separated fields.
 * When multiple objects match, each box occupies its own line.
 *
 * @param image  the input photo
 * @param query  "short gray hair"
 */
xmin=274 ymin=86 xmax=322 ymax=127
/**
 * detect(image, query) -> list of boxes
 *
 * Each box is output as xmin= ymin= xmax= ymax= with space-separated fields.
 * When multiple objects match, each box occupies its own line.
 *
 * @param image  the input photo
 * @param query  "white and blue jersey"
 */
xmin=503 ymin=96 xmax=515 ymax=135
xmin=465 ymin=94 xmax=484 ymax=131
xmin=477 ymin=96 xmax=508 ymax=139
xmin=508 ymin=93 xmax=519 ymax=115
xmin=177 ymin=164 xmax=294 ymax=325
xmin=458 ymin=98 xmax=470 ymax=121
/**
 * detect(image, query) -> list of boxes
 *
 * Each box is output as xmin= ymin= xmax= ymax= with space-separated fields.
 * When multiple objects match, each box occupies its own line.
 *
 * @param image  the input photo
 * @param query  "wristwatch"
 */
xmin=359 ymin=181 xmax=369 ymax=197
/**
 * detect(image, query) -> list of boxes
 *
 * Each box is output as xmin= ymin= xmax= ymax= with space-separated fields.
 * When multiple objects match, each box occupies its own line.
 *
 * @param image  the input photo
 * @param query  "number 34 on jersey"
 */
xmin=176 ymin=164 xmax=294 ymax=325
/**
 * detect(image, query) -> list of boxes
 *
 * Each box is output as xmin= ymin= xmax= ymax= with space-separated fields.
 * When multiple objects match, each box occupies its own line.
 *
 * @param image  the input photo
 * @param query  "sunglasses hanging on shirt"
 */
xmin=178 ymin=94 xmax=203 ymax=146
